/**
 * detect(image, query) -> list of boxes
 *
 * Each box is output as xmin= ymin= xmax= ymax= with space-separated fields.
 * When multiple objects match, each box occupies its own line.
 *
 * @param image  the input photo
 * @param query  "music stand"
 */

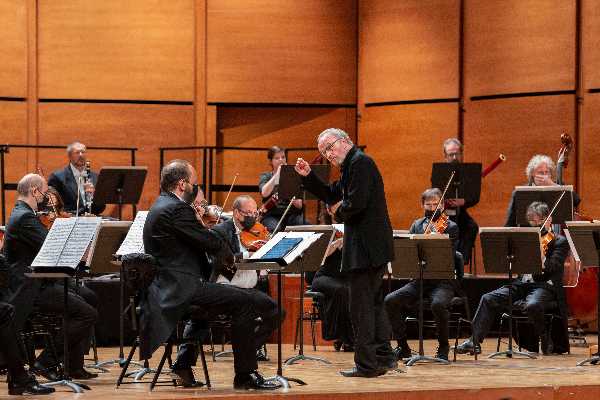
xmin=565 ymin=222 xmax=600 ymax=366
xmin=279 ymin=165 xmax=330 ymax=201
xmin=246 ymin=231 xmax=325 ymax=389
xmin=93 ymin=166 xmax=147 ymax=220
xmin=390 ymin=234 xmax=455 ymax=366
xmin=480 ymin=227 xmax=542 ymax=359
xmin=514 ymin=186 xmax=573 ymax=226
xmin=283 ymin=225 xmax=335 ymax=366
xmin=431 ymin=163 xmax=481 ymax=218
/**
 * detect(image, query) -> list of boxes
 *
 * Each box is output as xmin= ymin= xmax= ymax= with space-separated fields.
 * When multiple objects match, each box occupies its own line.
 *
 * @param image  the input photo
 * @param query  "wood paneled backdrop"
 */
xmin=1 ymin=0 xmax=600 ymax=275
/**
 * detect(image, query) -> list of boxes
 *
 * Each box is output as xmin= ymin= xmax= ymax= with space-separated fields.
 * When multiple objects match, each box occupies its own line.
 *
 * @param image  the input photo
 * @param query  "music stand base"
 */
xmin=405 ymin=355 xmax=450 ymax=366
xmin=84 ymin=362 xmax=110 ymax=373
xmin=42 ymin=379 xmax=90 ymax=393
xmin=124 ymin=367 xmax=157 ymax=381
xmin=215 ymin=350 xmax=233 ymax=358
xmin=265 ymin=374 xmax=306 ymax=389
xmin=488 ymin=350 xmax=536 ymax=359
xmin=577 ymin=355 xmax=600 ymax=366
xmin=284 ymin=354 xmax=331 ymax=366
xmin=95 ymin=358 xmax=144 ymax=369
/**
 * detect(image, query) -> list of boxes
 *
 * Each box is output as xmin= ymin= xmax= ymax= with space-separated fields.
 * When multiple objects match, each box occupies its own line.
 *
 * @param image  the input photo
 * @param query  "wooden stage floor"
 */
xmin=3 ymin=338 xmax=600 ymax=400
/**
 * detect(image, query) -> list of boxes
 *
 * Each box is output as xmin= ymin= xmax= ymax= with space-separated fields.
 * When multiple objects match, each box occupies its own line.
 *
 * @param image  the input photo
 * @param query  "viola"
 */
xmin=240 ymin=222 xmax=270 ymax=252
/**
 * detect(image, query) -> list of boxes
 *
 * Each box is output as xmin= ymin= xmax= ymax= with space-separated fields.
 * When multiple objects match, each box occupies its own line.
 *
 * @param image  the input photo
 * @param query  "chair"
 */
xmin=20 ymin=312 xmax=64 ymax=376
xmin=293 ymin=290 xmax=324 ymax=351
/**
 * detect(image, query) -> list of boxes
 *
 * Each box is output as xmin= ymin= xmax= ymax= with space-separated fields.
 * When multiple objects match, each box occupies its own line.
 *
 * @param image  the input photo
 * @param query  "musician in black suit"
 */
xmin=384 ymin=188 xmax=464 ymax=361
xmin=211 ymin=194 xmax=282 ymax=361
xmin=140 ymin=160 xmax=279 ymax=390
xmin=47 ymin=141 xmax=105 ymax=215
xmin=3 ymin=173 xmax=98 ymax=380
xmin=457 ymin=201 xmax=570 ymax=355
xmin=295 ymin=128 xmax=397 ymax=378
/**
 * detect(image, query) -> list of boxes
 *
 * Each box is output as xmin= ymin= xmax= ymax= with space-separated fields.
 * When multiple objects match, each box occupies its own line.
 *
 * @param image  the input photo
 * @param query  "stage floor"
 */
xmin=3 ymin=338 xmax=600 ymax=400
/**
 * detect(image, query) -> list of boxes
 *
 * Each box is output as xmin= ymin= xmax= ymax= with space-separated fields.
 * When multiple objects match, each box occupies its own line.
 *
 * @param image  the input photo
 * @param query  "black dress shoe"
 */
xmin=32 ymin=362 xmax=63 ymax=381
xmin=339 ymin=367 xmax=385 ymax=378
xmin=69 ymin=368 xmax=98 ymax=380
xmin=393 ymin=345 xmax=412 ymax=360
xmin=233 ymin=371 xmax=281 ymax=390
xmin=342 ymin=343 xmax=355 ymax=352
xmin=171 ymin=367 xmax=204 ymax=388
xmin=256 ymin=348 xmax=269 ymax=362
xmin=435 ymin=342 xmax=450 ymax=361
xmin=455 ymin=338 xmax=481 ymax=355
xmin=333 ymin=340 xmax=343 ymax=352
xmin=8 ymin=374 xmax=55 ymax=395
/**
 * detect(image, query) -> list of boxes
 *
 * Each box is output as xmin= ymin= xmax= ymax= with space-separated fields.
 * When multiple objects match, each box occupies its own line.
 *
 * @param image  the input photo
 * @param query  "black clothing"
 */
xmin=504 ymin=185 xmax=581 ymax=227
xmin=384 ymin=217 xmax=462 ymax=346
xmin=258 ymin=171 xmax=305 ymax=232
xmin=470 ymin=235 xmax=570 ymax=353
xmin=0 ymin=302 xmax=28 ymax=382
xmin=300 ymin=146 xmax=395 ymax=374
xmin=140 ymin=192 xmax=260 ymax=375
xmin=48 ymin=165 xmax=105 ymax=215
xmin=450 ymin=211 xmax=478 ymax=265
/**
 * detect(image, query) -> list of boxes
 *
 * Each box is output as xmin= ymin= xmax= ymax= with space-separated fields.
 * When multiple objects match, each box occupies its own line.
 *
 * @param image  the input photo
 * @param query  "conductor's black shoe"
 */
xmin=435 ymin=342 xmax=450 ymax=361
xmin=171 ymin=367 xmax=204 ymax=388
xmin=32 ymin=362 xmax=63 ymax=382
xmin=8 ymin=374 xmax=55 ymax=395
xmin=342 ymin=342 xmax=355 ymax=352
xmin=339 ymin=367 xmax=386 ymax=378
xmin=393 ymin=345 xmax=412 ymax=360
xmin=455 ymin=338 xmax=481 ymax=355
xmin=69 ymin=369 xmax=98 ymax=380
xmin=233 ymin=371 xmax=281 ymax=390
xmin=256 ymin=348 xmax=269 ymax=362
xmin=333 ymin=340 xmax=343 ymax=352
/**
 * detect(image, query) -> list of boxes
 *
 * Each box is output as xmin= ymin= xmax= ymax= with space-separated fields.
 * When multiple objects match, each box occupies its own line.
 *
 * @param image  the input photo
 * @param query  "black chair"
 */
xmin=293 ymin=290 xmax=324 ymax=351
xmin=20 ymin=312 xmax=64 ymax=376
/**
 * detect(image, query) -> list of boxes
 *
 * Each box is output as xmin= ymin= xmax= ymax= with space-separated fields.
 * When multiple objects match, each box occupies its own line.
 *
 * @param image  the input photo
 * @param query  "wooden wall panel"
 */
xmin=37 ymin=103 xmax=195 ymax=215
xmin=207 ymin=0 xmax=357 ymax=104
xmin=360 ymin=103 xmax=458 ymax=230
xmin=359 ymin=0 xmax=459 ymax=104
xmin=581 ymin=94 xmax=600 ymax=218
xmin=584 ymin=0 xmax=600 ymax=89
xmin=0 ymin=1 xmax=27 ymax=97
xmin=213 ymin=106 xmax=356 ymax=207
xmin=464 ymin=0 xmax=575 ymax=97
xmin=38 ymin=0 xmax=195 ymax=101
xmin=463 ymin=96 xmax=576 ymax=231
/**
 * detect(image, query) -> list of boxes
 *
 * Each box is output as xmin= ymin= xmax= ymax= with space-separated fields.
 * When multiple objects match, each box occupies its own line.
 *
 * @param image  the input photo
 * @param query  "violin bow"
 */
xmin=215 ymin=173 xmax=239 ymax=222
xmin=424 ymin=171 xmax=455 ymax=234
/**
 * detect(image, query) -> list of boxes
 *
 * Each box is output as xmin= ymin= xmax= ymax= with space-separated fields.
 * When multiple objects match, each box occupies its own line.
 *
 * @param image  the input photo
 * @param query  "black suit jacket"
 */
xmin=301 ymin=146 xmax=394 ymax=272
xmin=2 ymin=201 xmax=47 ymax=329
xmin=212 ymin=219 xmax=241 ymax=257
xmin=139 ymin=192 xmax=229 ymax=360
xmin=48 ymin=165 xmax=105 ymax=215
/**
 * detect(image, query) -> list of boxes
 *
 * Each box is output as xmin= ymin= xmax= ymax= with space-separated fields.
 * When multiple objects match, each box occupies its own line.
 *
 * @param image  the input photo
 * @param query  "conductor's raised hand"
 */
xmin=294 ymin=158 xmax=311 ymax=176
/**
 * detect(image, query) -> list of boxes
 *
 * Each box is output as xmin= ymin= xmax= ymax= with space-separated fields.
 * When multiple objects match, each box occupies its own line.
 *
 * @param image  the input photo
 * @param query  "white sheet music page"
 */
xmin=249 ymin=231 xmax=322 ymax=264
xmin=116 ymin=211 xmax=148 ymax=256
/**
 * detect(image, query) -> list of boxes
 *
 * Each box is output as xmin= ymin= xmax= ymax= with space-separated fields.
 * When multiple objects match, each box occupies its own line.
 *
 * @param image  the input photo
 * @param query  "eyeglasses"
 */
xmin=320 ymin=138 xmax=343 ymax=157
xmin=238 ymin=209 xmax=258 ymax=218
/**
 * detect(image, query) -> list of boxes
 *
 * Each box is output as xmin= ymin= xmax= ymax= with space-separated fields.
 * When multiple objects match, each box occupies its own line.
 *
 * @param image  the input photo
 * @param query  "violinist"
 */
xmin=211 ymin=195 xmax=283 ymax=362
xmin=258 ymin=146 xmax=305 ymax=232
xmin=457 ymin=201 xmax=570 ymax=356
xmin=36 ymin=186 xmax=72 ymax=229
xmin=442 ymin=138 xmax=479 ymax=265
xmin=384 ymin=188 xmax=463 ymax=362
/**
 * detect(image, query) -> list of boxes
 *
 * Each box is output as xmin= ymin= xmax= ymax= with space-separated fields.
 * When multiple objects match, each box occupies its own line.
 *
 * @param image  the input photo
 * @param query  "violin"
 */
xmin=540 ymin=229 xmax=555 ymax=256
xmin=258 ymin=193 xmax=279 ymax=219
xmin=37 ymin=187 xmax=71 ymax=229
xmin=424 ymin=171 xmax=455 ymax=235
xmin=193 ymin=199 xmax=222 ymax=228
xmin=425 ymin=212 xmax=449 ymax=234
xmin=240 ymin=222 xmax=270 ymax=252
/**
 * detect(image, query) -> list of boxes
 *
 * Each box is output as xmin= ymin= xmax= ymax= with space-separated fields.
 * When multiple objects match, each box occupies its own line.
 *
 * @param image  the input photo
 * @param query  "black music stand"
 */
xmin=93 ymin=167 xmax=147 ymax=220
xmin=565 ymin=222 xmax=600 ymax=366
xmin=283 ymin=225 xmax=335 ymax=366
xmin=480 ymin=227 xmax=542 ymax=359
xmin=514 ymin=186 xmax=573 ymax=226
xmin=391 ymin=234 xmax=455 ymax=366
xmin=279 ymin=165 xmax=330 ymax=201
xmin=431 ymin=163 xmax=481 ymax=218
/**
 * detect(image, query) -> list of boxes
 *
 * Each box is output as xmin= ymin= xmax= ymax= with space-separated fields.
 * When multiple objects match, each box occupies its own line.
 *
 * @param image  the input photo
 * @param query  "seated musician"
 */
xmin=457 ymin=201 xmax=570 ymax=355
xmin=384 ymin=188 xmax=463 ymax=361
xmin=211 ymin=194 xmax=283 ymax=361
xmin=505 ymin=154 xmax=581 ymax=226
xmin=442 ymin=138 xmax=479 ymax=265
xmin=140 ymin=160 xmax=279 ymax=390
xmin=3 ymin=174 xmax=98 ymax=380
xmin=258 ymin=146 xmax=305 ymax=232
xmin=47 ymin=141 xmax=105 ymax=215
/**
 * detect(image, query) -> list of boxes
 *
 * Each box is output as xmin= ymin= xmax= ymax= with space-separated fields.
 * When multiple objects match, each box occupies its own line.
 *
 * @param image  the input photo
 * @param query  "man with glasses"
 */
xmin=295 ymin=128 xmax=397 ymax=378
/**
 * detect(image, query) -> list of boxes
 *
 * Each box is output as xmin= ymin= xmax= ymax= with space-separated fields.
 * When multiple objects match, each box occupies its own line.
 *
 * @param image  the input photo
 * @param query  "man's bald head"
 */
xmin=16 ymin=174 xmax=45 ymax=196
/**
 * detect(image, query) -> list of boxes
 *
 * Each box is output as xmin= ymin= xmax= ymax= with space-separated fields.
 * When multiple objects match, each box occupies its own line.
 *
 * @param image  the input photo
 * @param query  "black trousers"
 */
xmin=348 ymin=264 xmax=395 ymax=373
xmin=0 ymin=302 xmax=28 ymax=382
xmin=471 ymin=282 xmax=556 ymax=343
xmin=311 ymin=274 xmax=353 ymax=344
xmin=174 ymin=282 xmax=276 ymax=376
xmin=454 ymin=213 xmax=478 ymax=265
xmin=33 ymin=283 xmax=98 ymax=371
xmin=384 ymin=280 xmax=456 ymax=346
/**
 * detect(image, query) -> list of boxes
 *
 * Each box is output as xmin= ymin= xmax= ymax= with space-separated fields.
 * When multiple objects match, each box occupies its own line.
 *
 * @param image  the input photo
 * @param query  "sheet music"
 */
xmin=32 ymin=217 xmax=102 ymax=268
xmin=116 ymin=211 xmax=148 ymax=256
xmin=250 ymin=231 xmax=322 ymax=265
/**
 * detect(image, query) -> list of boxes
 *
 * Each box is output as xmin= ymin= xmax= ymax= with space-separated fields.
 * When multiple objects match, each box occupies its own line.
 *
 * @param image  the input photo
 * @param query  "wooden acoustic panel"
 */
xmin=207 ymin=0 xmax=357 ymax=104
xmin=37 ymin=103 xmax=195 ymax=216
xmin=464 ymin=0 xmax=575 ymax=97
xmin=213 ymin=106 xmax=356 ymax=208
xmin=580 ymin=94 xmax=600 ymax=218
xmin=359 ymin=0 xmax=459 ymax=104
xmin=0 ymin=1 xmax=27 ymax=98
xmin=359 ymin=103 xmax=459 ymax=230
xmin=463 ymin=95 xmax=576 ymax=232
xmin=584 ymin=0 xmax=600 ymax=89
xmin=38 ymin=0 xmax=195 ymax=101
